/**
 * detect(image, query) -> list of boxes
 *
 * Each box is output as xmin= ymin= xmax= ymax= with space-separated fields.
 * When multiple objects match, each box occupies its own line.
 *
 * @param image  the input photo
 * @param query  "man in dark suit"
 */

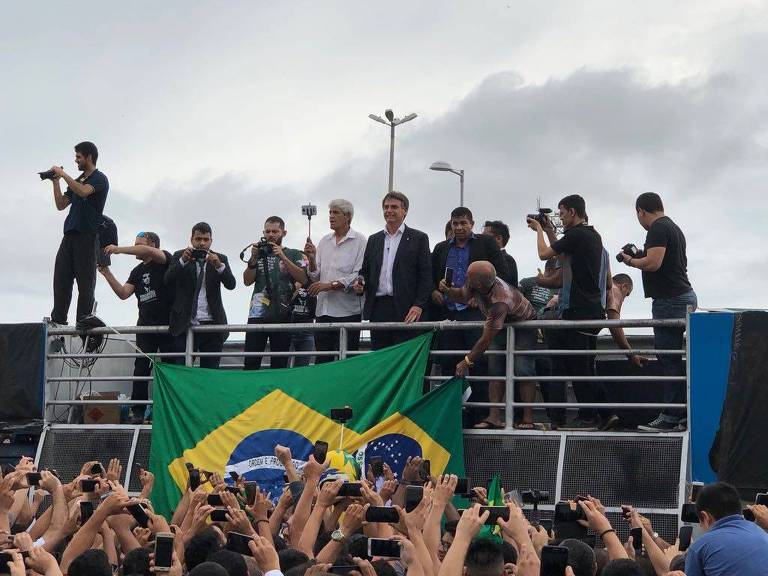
xmin=431 ymin=207 xmax=508 ymax=375
xmin=482 ymin=220 xmax=518 ymax=288
xmin=353 ymin=191 xmax=432 ymax=350
xmin=164 ymin=222 xmax=236 ymax=368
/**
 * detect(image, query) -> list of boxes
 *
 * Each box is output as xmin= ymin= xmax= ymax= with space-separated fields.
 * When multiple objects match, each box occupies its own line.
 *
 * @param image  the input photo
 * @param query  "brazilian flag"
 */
xmin=149 ymin=333 xmax=466 ymax=517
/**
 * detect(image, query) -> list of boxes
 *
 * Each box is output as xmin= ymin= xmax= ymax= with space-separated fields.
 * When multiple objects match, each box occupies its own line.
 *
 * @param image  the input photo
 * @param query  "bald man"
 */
xmin=439 ymin=261 xmax=538 ymax=429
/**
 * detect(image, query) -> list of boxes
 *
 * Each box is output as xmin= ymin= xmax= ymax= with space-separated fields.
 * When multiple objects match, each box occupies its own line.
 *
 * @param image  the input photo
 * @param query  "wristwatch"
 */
xmin=331 ymin=280 xmax=341 ymax=290
xmin=331 ymin=529 xmax=346 ymax=543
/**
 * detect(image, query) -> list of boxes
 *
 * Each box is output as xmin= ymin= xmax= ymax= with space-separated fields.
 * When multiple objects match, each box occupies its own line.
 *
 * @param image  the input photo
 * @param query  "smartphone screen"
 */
xmin=419 ymin=459 xmax=431 ymax=480
xmin=756 ymin=493 xmax=768 ymax=506
xmin=455 ymin=478 xmax=470 ymax=496
xmin=444 ymin=267 xmax=455 ymax=287
xmin=313 ymin=441 xmax=329 ymax=464
xmin=681 ymin=503 xmax=699 ymax=523
xmin=154 ymin=533 xmax=174 ymax=571
xmin=369 ymin=456 xmax=384 ymax=478
xmin=229 ymin=471 xmax=239 ymax=482
xmin=244 ymin=482 xmax=258 ymax=506
xmin=128 ymin=503 xmax=151 ymax=528
xmin=366 ymin=506 xmax=400 ymax=523
xmin=540 ymin=545 xmax=569 ymax=576
xmin=330 ymin=407 xmax=353 ymax=421
xmin=368 ymin=538 xmax=400 ymax=558
xmin=226 ymin=532 xmax=254 ymax=557
xmin=210 ymin=509 xmax=229 ymax=522
xmin=630 ymin=527 xmax=643 ymax=553
xmin=691 ymin=481 xmax=704 ymax=502
xmin=0 ymin=552 xmax=12 ymax=575
xmin=81 ymin=478 xmax=99 ymax=493
xmin=540 ymin=519 xmax=554 ymax=534
xmin=405 ymin=485 xmax=423 ymax=513
xmin=189 ymin=469 xmax=201 ymax=491
xmin=26 ymin=472 xmax=42 ymax=486
xmin=80 ymin=500 xmax=95 ymax=523
xmin=207 ymin=494 xmax=224 ymax=507
xmin=678 ymin=525 xmax=693 ymax=552
xmin=90 ymin=463 xmax=105 ymax=476
xmin=462 ymin=506 xmax=509 ymax=525
xmin=338 ymin=483 xmax=362 ymax=498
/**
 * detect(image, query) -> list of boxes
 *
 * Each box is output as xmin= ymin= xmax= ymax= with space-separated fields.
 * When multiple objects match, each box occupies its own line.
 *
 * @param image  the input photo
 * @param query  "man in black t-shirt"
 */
xmin=528 ymin=194 xmax=607 ymax=430
xmin=98 ymin=232 xmax=174 ymax=422
xmin=620 ymin=192 xmax=697 ymax=432
xmin=48 ymin=141 xmax=109 ymax=327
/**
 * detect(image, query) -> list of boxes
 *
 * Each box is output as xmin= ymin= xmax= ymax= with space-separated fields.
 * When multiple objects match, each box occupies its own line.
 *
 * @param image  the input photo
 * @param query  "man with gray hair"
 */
xmin=304 ymin=199 xmax=367 ymax=363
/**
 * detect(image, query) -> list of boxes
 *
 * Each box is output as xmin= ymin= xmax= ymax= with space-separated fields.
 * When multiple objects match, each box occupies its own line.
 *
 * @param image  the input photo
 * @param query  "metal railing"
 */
xmin=45 ymin=317 xmax=689 ymax=430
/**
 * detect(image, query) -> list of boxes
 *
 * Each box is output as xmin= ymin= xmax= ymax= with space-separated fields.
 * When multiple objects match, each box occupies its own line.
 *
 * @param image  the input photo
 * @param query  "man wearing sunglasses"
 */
xmin=98 ymin=232 xmax=174 ymax=423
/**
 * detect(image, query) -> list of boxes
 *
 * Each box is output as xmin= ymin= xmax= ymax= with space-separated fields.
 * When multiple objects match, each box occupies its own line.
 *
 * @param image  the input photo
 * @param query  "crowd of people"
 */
xmin=2 ymin=453 xmax=768 ymax=576
xmin=47 ymin=142 xmax=696 ymax=431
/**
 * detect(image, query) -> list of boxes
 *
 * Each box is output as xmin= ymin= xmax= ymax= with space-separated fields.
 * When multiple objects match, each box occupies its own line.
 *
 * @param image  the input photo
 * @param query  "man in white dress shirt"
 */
xmin=304 ymin=199 xmax=367 ymax=363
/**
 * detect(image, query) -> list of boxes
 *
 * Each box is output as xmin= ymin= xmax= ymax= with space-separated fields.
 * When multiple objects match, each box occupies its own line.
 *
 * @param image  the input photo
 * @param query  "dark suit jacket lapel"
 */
xmin=393 ymin=225 xmax=410 ymax=273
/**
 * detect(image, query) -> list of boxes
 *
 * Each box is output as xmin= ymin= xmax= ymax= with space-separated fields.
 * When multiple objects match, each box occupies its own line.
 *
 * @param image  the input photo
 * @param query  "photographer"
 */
xmin=164 ymin=222 xmax=236 ymax=369
xmin=48 ymin=141 xmax=109 ymax=327
xmin=304 ymin=199 xmax=366 ymax=363
xmin=97 ymin=231 xmax=174 ymax=422
xmin=243 ymin=216 xmax=308 ymax=370
xmin=528 ymin=195 xmax=607 ymax=430
xmin=620 ymin=192 xmax=697 ymax=432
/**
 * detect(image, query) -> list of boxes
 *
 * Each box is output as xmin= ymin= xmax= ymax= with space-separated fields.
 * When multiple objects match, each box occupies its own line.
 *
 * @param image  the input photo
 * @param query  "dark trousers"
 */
xmin=535 ymin=345 xmax=567 ymax=426
xmin=369 ymin=297 xmax=416 ymax=350
xmin=173 ymin=321 xmax=224 ymax=369
xmin=51 ymin=232 xmax=98 ymax=324
xmin=314 ymin=315 xmax=361 ymax=364
xmin=652 ymin=290 xmax=697 ymax=420
xmin=132 ymin=332 xmax=174 ymax=417
xmin=244 ymin=317 xmax=292 ymax=370
xmin=437 ymin=307 xmax=485 ymax=373
xmin=548 ymin=309 xmax=606 ymax=422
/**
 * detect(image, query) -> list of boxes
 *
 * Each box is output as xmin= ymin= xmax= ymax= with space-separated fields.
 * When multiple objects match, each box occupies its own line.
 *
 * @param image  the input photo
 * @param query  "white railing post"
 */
xmin=505 ymin=325 xmax=516 ymax=429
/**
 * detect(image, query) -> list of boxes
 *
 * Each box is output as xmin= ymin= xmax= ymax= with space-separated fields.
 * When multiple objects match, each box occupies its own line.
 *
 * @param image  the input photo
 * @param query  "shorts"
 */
xmin=487 ymin=327 xmax=537 ymax=379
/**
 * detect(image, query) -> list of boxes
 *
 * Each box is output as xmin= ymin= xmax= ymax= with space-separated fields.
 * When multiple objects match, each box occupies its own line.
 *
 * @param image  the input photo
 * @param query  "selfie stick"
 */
xmin=302 ymin=203 xmax=317 ymax=238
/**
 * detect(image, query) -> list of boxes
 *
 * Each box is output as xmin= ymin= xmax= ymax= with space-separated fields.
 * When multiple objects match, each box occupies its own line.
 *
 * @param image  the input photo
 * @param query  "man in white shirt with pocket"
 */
xmin=304 ymin=199 xmax=367 ymax=363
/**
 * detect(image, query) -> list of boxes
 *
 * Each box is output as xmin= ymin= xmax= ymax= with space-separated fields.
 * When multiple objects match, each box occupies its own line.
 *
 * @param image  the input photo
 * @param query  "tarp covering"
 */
xmin=708 ymin=311 xmax=768 ymax=500
xmin=0 ymin=323 xmax=45 ymax=424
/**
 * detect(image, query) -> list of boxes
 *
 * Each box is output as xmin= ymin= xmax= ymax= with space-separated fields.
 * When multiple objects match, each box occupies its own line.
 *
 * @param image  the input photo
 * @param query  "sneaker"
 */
xmin=600 ymin=415 xmax=620 ymax=431
xmin=638 ymin=415 xmax=678 ymax=432
xmin=558 ymin=418 xmax=598 ymax=431
xmin=673 ymin=418 xmax=688 ymax=432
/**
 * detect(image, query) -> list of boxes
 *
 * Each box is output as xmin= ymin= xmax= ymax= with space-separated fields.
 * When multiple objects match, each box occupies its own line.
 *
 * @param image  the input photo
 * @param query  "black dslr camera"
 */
xmin=554 ymin=501 xmax=587 ymax=522
xmin=255 ymin=237 xmax=273 ymax=258
xmin=616 ymin=243 xmax=645 ymax=263
xmin=521 ymin=489 xmax=550 ymax=504
xmin=38 ymin=166 xmax=62 ymax=180
xmin=526 ymin=207 xmax=553 ymax=227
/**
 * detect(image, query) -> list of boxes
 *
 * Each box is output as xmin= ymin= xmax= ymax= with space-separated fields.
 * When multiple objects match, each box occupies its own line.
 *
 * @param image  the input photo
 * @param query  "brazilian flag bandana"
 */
xmin=149 ymin=333 xmax=466 ymax=517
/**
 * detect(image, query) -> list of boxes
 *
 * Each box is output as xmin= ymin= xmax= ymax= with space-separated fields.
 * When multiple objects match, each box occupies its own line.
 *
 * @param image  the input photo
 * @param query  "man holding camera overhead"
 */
xmin=620 ymin=192 xmax=696 ymax=432
xmin=243 ymin=216 xmax=308 ymax=370
xmin=164 ymin=222 xmax=236 ymax=369
xmin=47 ymin=141 xmax=109 ymax=327
xmin=528 ymin=195 xmax=606 ymax=430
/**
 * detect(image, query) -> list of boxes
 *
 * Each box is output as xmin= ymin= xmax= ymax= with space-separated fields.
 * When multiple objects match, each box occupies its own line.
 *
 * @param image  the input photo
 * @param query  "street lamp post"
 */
xmin=369 ymin=109 xmax=418 ymax=192
xmin=430 ymin=161 xmax=465 ymax=206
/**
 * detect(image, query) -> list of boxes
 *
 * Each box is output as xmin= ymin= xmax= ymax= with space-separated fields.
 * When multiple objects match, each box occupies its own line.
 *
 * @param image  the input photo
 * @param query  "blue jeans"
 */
xmin=652 ymin=290 xmax=697 ymax=420
xmin=291 ymin=330 xmax=315 ymax=367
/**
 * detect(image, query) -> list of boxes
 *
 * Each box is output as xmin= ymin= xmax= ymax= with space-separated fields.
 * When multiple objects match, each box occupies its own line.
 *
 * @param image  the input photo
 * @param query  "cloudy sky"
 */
xmin=3 ymin=0 xmax=767 ymax=330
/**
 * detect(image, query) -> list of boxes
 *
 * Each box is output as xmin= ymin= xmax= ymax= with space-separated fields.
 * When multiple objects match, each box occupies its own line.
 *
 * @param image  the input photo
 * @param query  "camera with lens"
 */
xmin=521 ymin=489 xmax=550 ymax=504
xmin=526 ymin=207 xmax=553 ymax=227
xmin=616 ymin=243 xmax=645 ymax=263
xmin=255 ymin=237 xmax=273 ymax=258
xmin=38 ymin=166 xmax=62 ymax=180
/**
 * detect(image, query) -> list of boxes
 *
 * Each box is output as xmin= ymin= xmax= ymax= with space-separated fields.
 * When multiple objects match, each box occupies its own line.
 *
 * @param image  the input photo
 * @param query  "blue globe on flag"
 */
xmin=361 ymin=433 xmax=423 ymax=480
